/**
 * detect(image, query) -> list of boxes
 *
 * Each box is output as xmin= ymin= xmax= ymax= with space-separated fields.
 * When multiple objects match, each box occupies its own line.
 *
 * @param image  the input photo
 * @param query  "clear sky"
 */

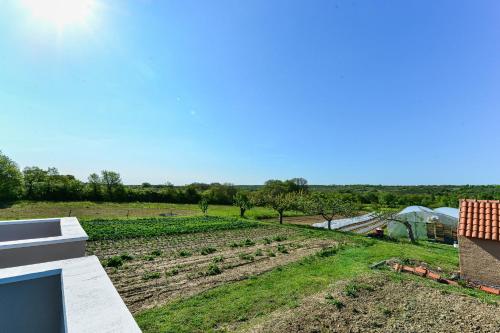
xmin=1 ymin=0 xmax=499 ymax=185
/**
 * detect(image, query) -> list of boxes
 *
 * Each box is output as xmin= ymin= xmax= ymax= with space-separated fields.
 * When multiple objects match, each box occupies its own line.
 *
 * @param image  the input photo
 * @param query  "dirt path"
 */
xmin=244 ymin=274 xmax=500 ymax=333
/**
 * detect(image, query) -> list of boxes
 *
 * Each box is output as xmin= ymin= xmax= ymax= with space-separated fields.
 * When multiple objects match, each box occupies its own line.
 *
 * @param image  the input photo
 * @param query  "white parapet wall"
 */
xmin=0 ymin=217 xmax=88 ymax=268
xmin=0 ymin=256 xmax=142 ymax=333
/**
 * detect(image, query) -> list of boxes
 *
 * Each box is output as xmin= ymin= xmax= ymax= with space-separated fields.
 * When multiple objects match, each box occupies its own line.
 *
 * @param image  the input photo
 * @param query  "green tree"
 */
xmin=159 ymin=182 xmax=179 ymax=203
xmin=56 ymin=175 xmax=84 ymax=201
xmin=379 ymin=192 xmax=397 ymax=207
xmin=303 ymin=192 xmax=355 ymax=230
xmin=22 ymin=166 xmax=48 ymax=199
xmin=101 ymin=170 xmax=123 ymax=200
xmin=259 ymin=191 xmax=299 ymax=224
xmin=183 ymin=184 xmax=201 ymax=204
xmin=0 ymin=151 xmax=23 ymax=203
xmin=233 ymin=191 xmax=254 ymax=218
xmin=44 ymin=167 xmax=59 ymax=198
xmin=262 ymin=179 xmax=289 ymax=196
xmin=287 ymin=178 xmax=309 ymax=193
xmin=361 ymin=191 xmax=379 ymax=204
xmin=205 ymin=183 xmax=237 ymax=204
xmin=87 ymin=173 xmax=102 ymax=200
xmin=262 ymin=178 xmax=308 ymax=196
xmin=199 ymin=197 xmax=209 ymax=215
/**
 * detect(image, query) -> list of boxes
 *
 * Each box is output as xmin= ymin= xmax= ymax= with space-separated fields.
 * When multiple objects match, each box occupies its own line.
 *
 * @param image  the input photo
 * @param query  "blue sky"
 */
xmin=1 ymin=0 xmax=499 ymax=185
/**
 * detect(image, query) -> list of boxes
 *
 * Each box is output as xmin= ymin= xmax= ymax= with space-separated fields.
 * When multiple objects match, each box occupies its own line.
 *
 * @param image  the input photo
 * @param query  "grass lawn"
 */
xmin=135 ymin=226 xmax=497 ymax=333
xmin=0 ymin=201 xmax=303 ymax=220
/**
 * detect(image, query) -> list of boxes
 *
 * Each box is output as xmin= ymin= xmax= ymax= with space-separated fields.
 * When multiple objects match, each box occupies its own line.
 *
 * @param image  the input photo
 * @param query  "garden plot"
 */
xmin=87 ymin=224 xmax=337 ymax=313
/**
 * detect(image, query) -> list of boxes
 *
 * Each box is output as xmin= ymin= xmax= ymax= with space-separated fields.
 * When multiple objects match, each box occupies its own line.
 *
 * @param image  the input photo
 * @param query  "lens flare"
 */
xmin=21 ymin=0 xmax=96 ymax=30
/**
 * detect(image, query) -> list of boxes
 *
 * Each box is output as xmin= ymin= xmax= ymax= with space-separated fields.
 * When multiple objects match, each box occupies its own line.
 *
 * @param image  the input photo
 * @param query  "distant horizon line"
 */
xmin=126 ymin=183 xmax=499 ymax=187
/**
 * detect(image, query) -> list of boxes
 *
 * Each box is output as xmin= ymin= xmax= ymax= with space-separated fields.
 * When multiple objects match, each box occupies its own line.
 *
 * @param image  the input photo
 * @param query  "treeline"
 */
xmin=306 ymin=184 xmax=500 ymax=208
xmin=7 ymin=165 xmax=241 ymax=204
xmin=1 ymin=151 xmax=499 ymax=207
xmin=0 ymin=152 xmax=245 ymax=204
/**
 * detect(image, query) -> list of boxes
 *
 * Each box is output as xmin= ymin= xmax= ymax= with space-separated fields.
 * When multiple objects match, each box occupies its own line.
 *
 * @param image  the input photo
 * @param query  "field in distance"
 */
xmin=0 ymin=201 xmax=303 ymax=220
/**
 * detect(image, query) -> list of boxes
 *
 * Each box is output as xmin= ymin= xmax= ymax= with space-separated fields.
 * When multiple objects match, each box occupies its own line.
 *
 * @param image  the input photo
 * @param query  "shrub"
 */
xmin=317 ymin=247 xmax=338 ymax=257
xmin=243 ymin=239 xmax=255 ymax=246
xmin=151 ymin=249 xmax=162 ymax=257
xmin=273 ymin=235 xmax=287 ymax=242
xmin=178 ymin=250 xmax=192 ymax=257
xmin=325 ymin=294 xmax=345 ymax=309
xmin=142 ymin=272 xmax=161 ymax=280
xmin=119 ymin=253 xmax=134 ymax=261
xmin=212 ymin=256 xmax=224 ymax=263
xmin=344 ymin=283 xmax=373 ymax=298
xmin=229 ymin=239 xmax=255 ymax=248
xmin=206 ymin=263 xmax=222 ymax=276
xmin=166 ymin=268 xmax=179 ymax=277
xmin=239 ymin=253 xmax=254 ymax=261
xmin=277 ymin=244 xmax=288 ymax=254
xmin=255 ymin=249 xmax=263 ymax=256
xmin=380 ymin=306 xmax=392 ymax=316
xmin=262 ymin=237 xmax=272 ymax=244
xmin=344 ymin=284 xmax=358 ymax=298
xmin=199 ymin=198 xmax=209 ymax=215
xmin=105 ymin=256 xmax=123 ymax=268
xmin=200 ymin=247 xmax=217 ymax=255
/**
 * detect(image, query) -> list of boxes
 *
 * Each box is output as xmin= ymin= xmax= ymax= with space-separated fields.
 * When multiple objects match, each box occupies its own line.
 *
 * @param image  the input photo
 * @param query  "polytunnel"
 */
xmin=387 ymin=206 xmax=459 ymax=243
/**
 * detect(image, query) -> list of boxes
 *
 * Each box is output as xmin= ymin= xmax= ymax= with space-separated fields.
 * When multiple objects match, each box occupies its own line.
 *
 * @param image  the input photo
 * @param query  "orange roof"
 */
xmin=458 ymin=199 xmax=500 ymax=241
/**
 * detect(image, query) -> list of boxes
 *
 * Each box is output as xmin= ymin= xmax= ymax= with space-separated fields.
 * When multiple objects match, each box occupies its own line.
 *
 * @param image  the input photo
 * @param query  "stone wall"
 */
xmin=459 ymin=235 xmax=500 ymax=287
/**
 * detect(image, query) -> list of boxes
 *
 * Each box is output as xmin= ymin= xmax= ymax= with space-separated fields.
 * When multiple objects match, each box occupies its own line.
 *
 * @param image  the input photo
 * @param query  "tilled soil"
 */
xmin=86 ymin=225 xmax=300 ymax=258
xmin=87 ymin=226 xmax=337 ymax=313
xmin=245 ymin=275 xmax=500 ymax=333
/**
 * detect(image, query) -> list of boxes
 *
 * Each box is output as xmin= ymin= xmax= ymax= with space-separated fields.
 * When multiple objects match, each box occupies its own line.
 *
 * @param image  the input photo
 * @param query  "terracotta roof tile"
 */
xmin=459 ymin=199 xmax=500 ymax=241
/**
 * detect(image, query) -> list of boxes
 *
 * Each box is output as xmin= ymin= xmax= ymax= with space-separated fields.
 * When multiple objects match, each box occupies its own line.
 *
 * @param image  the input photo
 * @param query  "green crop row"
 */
xmin=82 ymin=216 xmax=261 ymax=241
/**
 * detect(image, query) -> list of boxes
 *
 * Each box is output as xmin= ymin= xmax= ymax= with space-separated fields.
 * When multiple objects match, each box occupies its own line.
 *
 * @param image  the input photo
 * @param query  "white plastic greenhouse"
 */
xmin=387 ymin=206 xmax=459 ymax=241
xmin=312 ymin=213 xmax=377 ymax=230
